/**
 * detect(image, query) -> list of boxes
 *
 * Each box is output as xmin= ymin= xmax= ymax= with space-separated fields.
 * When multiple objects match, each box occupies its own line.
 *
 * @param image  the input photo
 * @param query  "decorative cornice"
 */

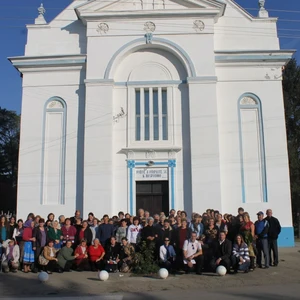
xmin=120 ymin=147 xmax=181 ymax=155
xmin=84 ymin=79 xmax=114 ymax=86
xmin=75 ymin=0 xmax=226 ymax=23
xmin=8 ymin=54 xmax=86 ymax=73
xmin=215 ymin=50 xmax=294 ymax=64
xmin=187 ymin=76 xmax=217 ymax=84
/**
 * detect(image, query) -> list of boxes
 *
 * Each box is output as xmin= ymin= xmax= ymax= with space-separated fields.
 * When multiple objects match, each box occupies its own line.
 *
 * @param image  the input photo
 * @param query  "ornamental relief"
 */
xmin=47 ymin=100 xmax=63 ymax=109
xmin=146 ymin=150 xmax=156 ymax=159
xmin=193 ymin=20 xmax=205 ymax=32
xmin=96 ymin=23 xmax=109 ymax=34
xmin=240 ymin=97 xmax=257 ymax=105
xmin=144 ymin=21 xmax=156 ymax=33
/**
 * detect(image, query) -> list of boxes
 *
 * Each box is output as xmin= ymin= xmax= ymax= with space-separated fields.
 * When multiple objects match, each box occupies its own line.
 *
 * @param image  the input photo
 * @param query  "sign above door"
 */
xmin=135 ymin=168 xmax=168 ymax=181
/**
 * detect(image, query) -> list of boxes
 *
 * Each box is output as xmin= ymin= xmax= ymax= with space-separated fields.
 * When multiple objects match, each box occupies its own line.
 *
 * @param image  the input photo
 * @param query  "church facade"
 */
xmin=10 ymin=0 xmax=294 ymax=246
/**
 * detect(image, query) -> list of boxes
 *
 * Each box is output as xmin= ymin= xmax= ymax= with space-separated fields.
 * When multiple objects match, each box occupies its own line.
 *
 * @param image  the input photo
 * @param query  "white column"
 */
xmin=187 ymin=78 xmax=222 ymax=213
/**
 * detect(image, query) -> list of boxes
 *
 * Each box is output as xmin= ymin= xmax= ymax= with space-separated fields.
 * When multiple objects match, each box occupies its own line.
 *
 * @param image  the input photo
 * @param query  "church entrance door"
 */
xmin=136 ymin=181 xmax=169 ymax=216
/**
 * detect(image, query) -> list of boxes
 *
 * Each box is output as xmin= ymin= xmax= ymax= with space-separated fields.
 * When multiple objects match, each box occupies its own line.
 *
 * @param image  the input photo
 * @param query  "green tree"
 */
xmin=282 ymin=58 xmax=300 ymax=224
xmin=0 ymin=107 xmax=20 ymax=212
xmin=132 ymin=241 xmax=159 ymax=274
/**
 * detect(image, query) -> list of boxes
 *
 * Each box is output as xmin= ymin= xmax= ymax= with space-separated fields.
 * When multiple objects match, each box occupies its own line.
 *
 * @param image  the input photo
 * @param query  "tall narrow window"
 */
xmin=162 ymin=89 xmax=168 ymax=140
xmin=135 ymin=90 xmax=141 ymax=141
xmin=239 ymin=94 xmax=267 ymax=203
xmin=135 ymin=87 xmax=168 ymax=142
xmin=144 ymin=89 xmax=150 ymax=141
xmin=153 ymin=89 xmax=159 ymax=140
xmin=42 ymin=98 xmax=66 ymax=205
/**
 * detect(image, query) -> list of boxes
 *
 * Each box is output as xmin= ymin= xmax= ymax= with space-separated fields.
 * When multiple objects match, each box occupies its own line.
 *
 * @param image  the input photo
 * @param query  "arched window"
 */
xmin=238 ymin=93 xmax=267 ymax=203
xmin=41 ymin=97 xmax=67 ymax=205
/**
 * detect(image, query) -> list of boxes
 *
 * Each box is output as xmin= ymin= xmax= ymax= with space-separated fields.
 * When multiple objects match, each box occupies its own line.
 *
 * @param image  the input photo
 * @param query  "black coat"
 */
xmin=32 ymin=227 xmax=48 ymax=248
xmin=141 ymin=225 xmax=158 ymax=242
xmin=157 ymin=228 xmax=174 ymax=245
xmin=75 ymin=227 xmax=93 ymax=246
xmin=212 ymin=239 xmax=232 ymax=261
xmin=173 ymin=227 xmax=192 ymax=249
xmin=104 ymin=243 xmax=121 ymax=261
xmin=265 ymin=216 xmax=281 ymax=239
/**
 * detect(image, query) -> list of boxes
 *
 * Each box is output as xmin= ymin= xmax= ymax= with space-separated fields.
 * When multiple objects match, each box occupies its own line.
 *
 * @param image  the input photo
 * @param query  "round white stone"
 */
xmin=216 ymin=265 xmax=227 ymax=276
xmin=158 ymin=268 xmax=169 ymax=279
xmin=98 ymin=270 xmax=109 ymax=281
xmin=38 ymin=271 xmax=49 ymax=282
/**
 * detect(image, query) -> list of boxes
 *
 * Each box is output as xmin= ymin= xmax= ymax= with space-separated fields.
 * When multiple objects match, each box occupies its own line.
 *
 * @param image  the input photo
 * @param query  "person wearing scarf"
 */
xmin=2 ymin=239 xmax=20 ymax=273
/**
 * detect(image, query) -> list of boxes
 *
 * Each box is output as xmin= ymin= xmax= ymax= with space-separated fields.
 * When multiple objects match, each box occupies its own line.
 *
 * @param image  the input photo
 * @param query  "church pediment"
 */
xmin=75 ymin=0 xmax=226 ymax=20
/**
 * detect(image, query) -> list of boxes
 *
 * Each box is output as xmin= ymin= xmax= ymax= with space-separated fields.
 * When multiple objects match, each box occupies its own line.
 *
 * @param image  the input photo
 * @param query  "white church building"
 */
xmin=10 ymin=0 xmax=294 ymax=246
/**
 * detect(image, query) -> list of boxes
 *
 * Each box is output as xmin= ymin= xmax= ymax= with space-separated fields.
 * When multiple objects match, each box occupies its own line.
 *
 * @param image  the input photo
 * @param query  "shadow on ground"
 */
xmin=0 ymin=273 xmax=160 ymax=299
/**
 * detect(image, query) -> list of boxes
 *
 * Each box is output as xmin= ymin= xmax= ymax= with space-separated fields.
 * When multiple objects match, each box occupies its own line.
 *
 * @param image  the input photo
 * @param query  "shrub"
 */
xmin=132 ymin=241 xmax=159 ymax=274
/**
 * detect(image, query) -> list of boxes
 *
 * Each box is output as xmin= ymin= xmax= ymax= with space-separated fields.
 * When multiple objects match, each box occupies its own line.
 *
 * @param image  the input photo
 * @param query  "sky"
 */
xmin=0 ymin=0 xmax=300 ymax=113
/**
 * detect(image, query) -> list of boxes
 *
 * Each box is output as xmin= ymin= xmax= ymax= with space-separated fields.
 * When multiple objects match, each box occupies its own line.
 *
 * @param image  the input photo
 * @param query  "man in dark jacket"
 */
xmin=265 ymin=209 xmax=281 ymax=266
xmin=211 ymin=231 xmax=232 ymax=272
xmin=97 ymin=215 xmax=114 ymax=246
xmin=104 ymin=236 xmax=121 ymax=272
xmin=255 ymin=211 xmax=270 ymax=268
xmin=141 ymin=217 xmax=158 ymax=244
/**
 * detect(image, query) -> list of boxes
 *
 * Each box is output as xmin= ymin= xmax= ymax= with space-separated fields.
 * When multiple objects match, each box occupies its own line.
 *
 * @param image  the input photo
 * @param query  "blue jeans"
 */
xmin=256 ymin=238 xmax=270 ymax=267
xmin=231 ymin=256 xmax=250 ymax=271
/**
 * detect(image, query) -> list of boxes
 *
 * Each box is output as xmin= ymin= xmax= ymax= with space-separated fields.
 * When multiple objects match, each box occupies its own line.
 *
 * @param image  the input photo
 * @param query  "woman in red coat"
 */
xmin=22 ymin=220 xmax=36 ymax=273
xmin=74 ymin=239 xmax=90 ymax=271
xmin=88 ymin=238 xmax=105 ymax=271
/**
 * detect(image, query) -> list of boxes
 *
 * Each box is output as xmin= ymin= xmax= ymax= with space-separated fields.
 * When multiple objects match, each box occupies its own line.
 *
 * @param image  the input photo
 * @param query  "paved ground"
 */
xmin=1 ymin=243 xmax=300 ymax=299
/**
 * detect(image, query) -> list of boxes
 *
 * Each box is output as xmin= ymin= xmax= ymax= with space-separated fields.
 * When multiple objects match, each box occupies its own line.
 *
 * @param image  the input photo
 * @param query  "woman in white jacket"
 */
xmin=126 ymin=217 xmax=142 ymax=247
xmin=1 ymin=239 xmax=20 ymax=273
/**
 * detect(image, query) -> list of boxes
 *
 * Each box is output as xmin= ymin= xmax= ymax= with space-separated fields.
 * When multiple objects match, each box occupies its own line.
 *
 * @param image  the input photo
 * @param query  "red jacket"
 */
xmin=88 ymin=245 xmax=105 ymax=262
xmin=23 ymin=227 xmax=33 ymax=241
xmin=74 ymin=245 xmax=88 ymax=265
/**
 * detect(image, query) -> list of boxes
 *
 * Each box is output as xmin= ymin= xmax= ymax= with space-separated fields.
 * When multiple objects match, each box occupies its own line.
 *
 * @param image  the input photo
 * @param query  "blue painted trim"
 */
xmin=168 ymin=160 xmax=176 ymax=209
xmin=41 ymin=97 xmax=67 ymax=205
xmin=104 ymin=37 xmax=196 ymax=79
xmin=14 ymin=59 xmax=86 ymax=67
xmin=127 ymin=160 xmax=176 ymax=213
xmin=215 ymin=55 xmax=292 ymax=62
xmin=238 ymin=93 xmax=268 ymax=203
xmin=127 ymin=160 xmax=135 ymax=215
xmin=277 ymin=227 xmax=295 ymax=247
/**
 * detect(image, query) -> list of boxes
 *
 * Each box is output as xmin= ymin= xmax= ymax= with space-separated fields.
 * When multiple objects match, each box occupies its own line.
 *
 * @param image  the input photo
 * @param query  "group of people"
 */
xmin=0 ymin=207 xmax=281 ymax=276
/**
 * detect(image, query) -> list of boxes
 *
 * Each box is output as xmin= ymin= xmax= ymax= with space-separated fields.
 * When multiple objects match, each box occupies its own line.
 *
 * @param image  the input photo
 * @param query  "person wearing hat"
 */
xmin=254 ymin=211 xmax=270 ymax=268
xmin=1 ymin=239 xmax=20 ymax=273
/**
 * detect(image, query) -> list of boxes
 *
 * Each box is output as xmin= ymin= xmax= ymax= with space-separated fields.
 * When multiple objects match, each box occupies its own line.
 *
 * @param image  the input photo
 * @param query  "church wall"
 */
xmin=216 ymin=67 xmax=293 ymax=246
xmin=16 ymin=69 xmax=84 ymax=220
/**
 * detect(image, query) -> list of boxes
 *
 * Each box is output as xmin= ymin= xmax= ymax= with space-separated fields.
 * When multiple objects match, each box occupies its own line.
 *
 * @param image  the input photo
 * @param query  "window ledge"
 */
xmin=119 ymin=146 xmax=181 ymax=154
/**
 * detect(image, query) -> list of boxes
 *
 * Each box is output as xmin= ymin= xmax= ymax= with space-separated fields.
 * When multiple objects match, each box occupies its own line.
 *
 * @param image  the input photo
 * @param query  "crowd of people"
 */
xmin=0 ymin=207 xmax=281 ymax=276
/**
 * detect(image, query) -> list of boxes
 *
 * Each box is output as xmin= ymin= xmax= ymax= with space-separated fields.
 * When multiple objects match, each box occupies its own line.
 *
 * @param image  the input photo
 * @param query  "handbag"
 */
xmin=38 ymin=253 xmax=49 ymax=266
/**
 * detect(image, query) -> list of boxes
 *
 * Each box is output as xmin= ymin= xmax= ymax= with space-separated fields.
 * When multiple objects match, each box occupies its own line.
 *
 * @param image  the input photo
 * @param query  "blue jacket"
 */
xmin=97 ymin=223 xmax=114 ymax=244
xmin=255 ymin=220 xmax=269 ymax=239
xmin=189 ymin=222 xmax=204 ymax=238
